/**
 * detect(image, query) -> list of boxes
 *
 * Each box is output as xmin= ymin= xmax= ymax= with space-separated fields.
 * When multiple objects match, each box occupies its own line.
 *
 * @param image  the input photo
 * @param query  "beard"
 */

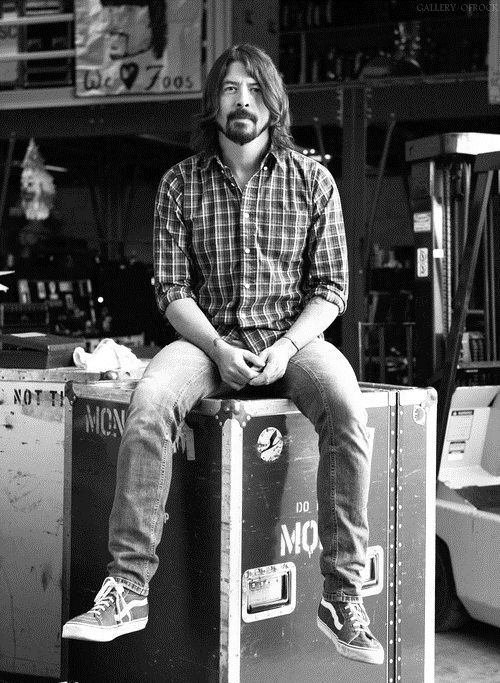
xmin=219 ymin=109 xmax=269 ymax=146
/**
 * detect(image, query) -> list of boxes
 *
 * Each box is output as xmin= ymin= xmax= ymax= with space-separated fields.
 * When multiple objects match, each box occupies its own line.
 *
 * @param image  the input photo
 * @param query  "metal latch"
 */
xmin=361 ymin=545 xmax=384 ymax=597
xmin=241 ymin=563 xmax=296 ymax=623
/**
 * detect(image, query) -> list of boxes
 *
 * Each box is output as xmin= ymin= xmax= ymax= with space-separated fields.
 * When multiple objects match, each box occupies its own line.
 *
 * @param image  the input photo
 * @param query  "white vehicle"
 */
xmin=436 ymin=385 xmax=500 ymax=631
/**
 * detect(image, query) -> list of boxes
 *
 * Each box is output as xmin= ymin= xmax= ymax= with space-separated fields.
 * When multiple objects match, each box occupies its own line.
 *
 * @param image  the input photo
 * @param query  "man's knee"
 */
xmin=130 ymin=376 xmax=176 ymax=415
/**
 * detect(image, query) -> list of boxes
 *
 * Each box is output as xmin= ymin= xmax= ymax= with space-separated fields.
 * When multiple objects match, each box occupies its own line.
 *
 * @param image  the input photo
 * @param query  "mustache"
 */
xmin=227 ymin=109 xmax=257 ymax=124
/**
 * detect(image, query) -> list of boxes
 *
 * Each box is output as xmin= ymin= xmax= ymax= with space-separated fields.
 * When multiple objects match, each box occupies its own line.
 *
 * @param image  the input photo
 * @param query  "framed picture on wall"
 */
xmin=74 ymin=0 xmax=202 ymax=97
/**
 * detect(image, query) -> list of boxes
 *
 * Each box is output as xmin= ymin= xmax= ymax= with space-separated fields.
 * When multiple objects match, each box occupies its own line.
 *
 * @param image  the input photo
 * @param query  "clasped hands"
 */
xmin=213 ymin=337 xmax=296 ymax=391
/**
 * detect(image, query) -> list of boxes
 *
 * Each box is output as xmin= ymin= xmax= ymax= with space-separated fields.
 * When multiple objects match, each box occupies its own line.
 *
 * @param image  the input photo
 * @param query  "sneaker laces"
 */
xmin=345 ymin=602 xmax=371 ymax=634
xmin=89 ymin=577 xmax=130 ymax=623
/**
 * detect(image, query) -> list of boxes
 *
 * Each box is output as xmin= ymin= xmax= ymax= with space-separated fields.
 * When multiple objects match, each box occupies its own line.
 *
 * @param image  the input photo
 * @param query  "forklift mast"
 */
xmin=406 ymin=133 xmax=500 ymax=473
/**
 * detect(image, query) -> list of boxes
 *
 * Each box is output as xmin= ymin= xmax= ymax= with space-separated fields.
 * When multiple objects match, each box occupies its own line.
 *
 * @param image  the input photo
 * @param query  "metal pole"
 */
xmin=341 ymin=85 xmax=367 ymax=373
xmin=487 ymin=201 xmax=496 ymax=360
xmin=358 ymin=322 xmax=365 ymax=381
xmin=363 ymin=113 xmax=396 ymax=274
xmin=436 ymin=161 xmax=494 ymax=474
xmin=378 ymin=324 xmax=386 ymax=383
xmin=0 ymin=132 xmax=16 ymax=257
xmin=312 ymin=117 xmax=327 ymax=166
xmin=406 ymin=323 xmax=414 ymax=385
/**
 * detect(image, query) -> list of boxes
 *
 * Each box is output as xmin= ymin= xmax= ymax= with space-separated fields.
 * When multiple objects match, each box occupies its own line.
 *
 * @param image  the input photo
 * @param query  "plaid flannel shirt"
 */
xmin=154 ymin=146 xmax=348 ymax=353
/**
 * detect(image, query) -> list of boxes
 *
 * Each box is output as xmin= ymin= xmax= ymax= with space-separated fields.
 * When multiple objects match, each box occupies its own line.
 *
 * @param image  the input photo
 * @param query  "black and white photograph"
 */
xmin=0 ymin=1 xmax=500 ymax=682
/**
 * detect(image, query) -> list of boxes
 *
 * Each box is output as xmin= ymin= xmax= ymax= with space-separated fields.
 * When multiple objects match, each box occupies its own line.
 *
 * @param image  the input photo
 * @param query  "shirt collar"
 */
xmin=268 ymin=146 xmax=287 ymax=169
xmin=198 ymin=145 xmax=287 ymax=173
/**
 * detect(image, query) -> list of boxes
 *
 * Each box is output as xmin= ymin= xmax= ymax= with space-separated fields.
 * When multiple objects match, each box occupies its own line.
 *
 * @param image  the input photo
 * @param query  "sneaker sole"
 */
xmin=62 ymin=617 xmax=148 ymax=642
xmin=317 ymin=616 xmax=384 ymax=665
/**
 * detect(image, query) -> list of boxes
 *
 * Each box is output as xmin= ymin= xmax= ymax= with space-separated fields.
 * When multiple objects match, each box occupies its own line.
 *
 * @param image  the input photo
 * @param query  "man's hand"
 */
xmin=212 ymin=339 xmax=265 ymax=390
xmin=248 ymin=337 xmax=296 ymax=386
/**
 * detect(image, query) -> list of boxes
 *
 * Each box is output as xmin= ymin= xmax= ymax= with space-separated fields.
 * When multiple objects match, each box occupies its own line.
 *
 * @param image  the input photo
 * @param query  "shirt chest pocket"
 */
xmin=257 ymin=210 xmax=310 ymax=263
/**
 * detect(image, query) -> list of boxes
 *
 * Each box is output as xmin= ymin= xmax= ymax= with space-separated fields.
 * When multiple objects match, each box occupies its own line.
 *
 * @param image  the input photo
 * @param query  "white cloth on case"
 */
xmin=73 ymin=338 xmax=143 ymax=373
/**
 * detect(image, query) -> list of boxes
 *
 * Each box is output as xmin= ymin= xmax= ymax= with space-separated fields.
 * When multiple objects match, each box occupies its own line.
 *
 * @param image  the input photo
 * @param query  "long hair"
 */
xmin=191 ymin=43 xmax=293 ymax=155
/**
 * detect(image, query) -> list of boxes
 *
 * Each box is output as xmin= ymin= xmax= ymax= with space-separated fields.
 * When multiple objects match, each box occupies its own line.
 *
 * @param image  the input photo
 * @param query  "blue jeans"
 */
xmin=108 ymin=337 xmax=371 ymax=603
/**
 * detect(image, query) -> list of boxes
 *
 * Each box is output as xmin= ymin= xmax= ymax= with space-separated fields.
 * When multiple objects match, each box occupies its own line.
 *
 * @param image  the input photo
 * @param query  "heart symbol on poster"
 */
xmin=120 ymin=62 xmax=139 ymax=90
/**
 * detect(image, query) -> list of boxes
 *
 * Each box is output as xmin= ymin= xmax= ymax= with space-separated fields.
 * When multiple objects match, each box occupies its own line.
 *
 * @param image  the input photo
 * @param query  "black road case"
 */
xmin=64 ymin=382 xmax=436 ymax=683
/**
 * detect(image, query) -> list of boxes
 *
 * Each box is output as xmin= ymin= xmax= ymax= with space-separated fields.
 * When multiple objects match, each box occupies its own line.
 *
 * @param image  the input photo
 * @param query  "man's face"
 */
xmin=216 ymin=61 xmax=270 ymax=146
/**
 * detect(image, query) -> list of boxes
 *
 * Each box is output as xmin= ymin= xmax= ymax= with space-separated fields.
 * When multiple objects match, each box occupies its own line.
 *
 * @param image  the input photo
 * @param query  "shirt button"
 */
xmin=244 ymin=212 xmax=250 ymax=220
xmin=244 ymin=247 xmax=250 ymax=254
xmin=263 ymin=166 xmax=268 ymax=171
xmin=243 ymin=283 xmax=250 ymax=289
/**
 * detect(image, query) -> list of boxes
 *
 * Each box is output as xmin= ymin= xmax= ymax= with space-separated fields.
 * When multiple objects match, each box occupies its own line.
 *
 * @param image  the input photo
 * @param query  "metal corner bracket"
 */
xmin=215 ymin=398 xmax=251 ymax=428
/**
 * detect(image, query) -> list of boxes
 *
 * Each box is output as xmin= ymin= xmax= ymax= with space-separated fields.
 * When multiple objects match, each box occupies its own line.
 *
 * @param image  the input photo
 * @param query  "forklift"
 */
xmin=407 ymin=133 xmax=500 ymax=631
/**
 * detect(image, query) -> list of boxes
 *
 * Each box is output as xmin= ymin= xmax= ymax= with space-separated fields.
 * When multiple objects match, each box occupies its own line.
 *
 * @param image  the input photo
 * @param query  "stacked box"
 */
xmin=66 ymin=383 xmax=436 ymax=683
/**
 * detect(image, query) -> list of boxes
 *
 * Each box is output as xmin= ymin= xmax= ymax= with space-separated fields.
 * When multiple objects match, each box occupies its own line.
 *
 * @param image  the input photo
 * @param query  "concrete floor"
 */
xmin=0 ymin=622 xmax=499 ymax=682
xmin=435 ymin=620 xmax=500 ymax=682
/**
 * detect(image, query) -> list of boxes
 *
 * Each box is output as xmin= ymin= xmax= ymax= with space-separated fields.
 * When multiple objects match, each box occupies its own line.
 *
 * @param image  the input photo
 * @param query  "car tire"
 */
xmin=435 ymin=536 xmax=470 ymax=632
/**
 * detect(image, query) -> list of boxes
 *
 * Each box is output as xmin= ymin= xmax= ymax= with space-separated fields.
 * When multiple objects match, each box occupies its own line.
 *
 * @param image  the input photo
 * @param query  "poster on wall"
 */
xmin=74 ymin=0 xmax=202 ymax=97
xmin=489 ymin=6 xmax=500 ymax=104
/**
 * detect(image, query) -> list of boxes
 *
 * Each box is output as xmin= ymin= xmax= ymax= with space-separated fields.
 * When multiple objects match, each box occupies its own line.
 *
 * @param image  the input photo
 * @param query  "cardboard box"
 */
xmin=440 ymin=385 xmax=500 ymax=487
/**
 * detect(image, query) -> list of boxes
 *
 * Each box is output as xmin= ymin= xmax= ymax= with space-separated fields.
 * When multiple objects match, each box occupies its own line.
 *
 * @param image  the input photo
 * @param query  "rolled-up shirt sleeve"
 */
xmin=154 ymin=169 xmax=196 ymax=315
xmin=305 ymin=165 xmax=348 ymax=315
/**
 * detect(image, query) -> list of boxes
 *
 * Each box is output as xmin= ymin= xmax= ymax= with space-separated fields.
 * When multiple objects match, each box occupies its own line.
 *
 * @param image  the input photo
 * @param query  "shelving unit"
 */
xmin=0 ymin=1 xmax=74 ymax=90
xmin=358 ymin=244 xmax=415 ymax=384
xmin=358 ymin=321 xmax=415 ymax=385
xmin=278 ymin=1 xmax=488 ymax=86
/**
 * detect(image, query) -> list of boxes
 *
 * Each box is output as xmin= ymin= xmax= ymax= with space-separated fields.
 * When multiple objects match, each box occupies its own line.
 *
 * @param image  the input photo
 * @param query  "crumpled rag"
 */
xmin=73 ymin=338 xmax=143 ymax=373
